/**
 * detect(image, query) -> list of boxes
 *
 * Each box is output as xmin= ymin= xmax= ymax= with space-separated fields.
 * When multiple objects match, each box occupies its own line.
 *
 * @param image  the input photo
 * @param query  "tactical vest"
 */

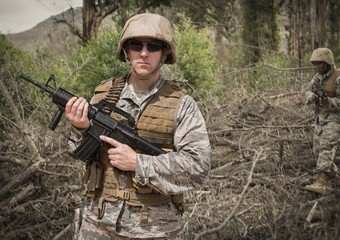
xmin=319 ymin=69 xmax=340 ymax=115
xmin=320 ymin=68 xmax=340 ymax=98
xmin=82 ymin=76 xmax=186 ymax=214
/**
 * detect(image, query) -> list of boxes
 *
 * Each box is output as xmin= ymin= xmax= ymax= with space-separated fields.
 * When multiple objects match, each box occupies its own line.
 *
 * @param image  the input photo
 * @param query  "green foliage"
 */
xmin=60 ymin=16 xmax=224 ymax=103
xmin=65 ymin=27 xmax=128 ymax=99
xmin=0 ymin=35 xmax=35 ymax=133
xmin=246 ymin=53 xmax=286 ymax=94
xmin=0 ymin=34 xmax=32 ymax=73
xmin=174 ymin=16 xmax=223 ymax=102
xmin=227 ymin=51 xmax=302 ymax=95
xmin=52 ymin=15 xmax=224 ymax=104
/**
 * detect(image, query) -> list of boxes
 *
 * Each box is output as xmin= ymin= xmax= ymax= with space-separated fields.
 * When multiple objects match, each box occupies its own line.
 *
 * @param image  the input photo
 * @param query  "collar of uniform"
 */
xmin=120 ymin=76 xmax=165 ymax=102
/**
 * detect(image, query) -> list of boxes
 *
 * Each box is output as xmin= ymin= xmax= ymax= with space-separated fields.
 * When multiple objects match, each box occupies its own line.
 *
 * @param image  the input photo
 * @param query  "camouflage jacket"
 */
xmin=305 ymin=67 xmax=340 ymax=123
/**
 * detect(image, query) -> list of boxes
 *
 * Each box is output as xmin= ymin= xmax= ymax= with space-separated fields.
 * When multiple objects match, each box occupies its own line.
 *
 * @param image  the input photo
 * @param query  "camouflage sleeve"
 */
xmin=327 ymin=76 xmax=340 ymax=110
xmin=135 ymin=95 xmax=211 ymax=195
xmin=305 ymin=75 xmax=316 ymax=104
xmin=67 ymin=125 xmax=89 ymax=154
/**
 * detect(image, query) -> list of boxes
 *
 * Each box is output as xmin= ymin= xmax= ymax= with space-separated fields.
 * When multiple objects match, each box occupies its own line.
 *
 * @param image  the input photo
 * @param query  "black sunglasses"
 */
xmin=127 ymin=39 xmax=165 ymax=52
xmin=312 ymin=61 xmax=324 ymax=66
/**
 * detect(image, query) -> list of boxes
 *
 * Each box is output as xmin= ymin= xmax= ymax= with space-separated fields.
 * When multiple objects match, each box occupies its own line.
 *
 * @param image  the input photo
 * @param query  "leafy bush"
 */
xmin=64 ymin=27 xmax=128 ymax=100
xmin=0 ymin=35 xmax=35 ymax=132
xmin=61 ymin=19 xmax=224 ymax=103
xmin=173 ymin=16 xmax=224 ymax=102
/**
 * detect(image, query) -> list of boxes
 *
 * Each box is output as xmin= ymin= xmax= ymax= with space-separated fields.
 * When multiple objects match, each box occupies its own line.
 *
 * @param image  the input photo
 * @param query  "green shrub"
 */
xmin=173 ymin=16 xmax=223 ymax=102
xmin=65 ymin=27 xmax=128 ymax=100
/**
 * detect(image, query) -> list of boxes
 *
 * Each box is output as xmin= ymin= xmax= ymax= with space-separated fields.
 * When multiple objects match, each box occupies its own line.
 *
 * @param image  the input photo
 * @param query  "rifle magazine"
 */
xmin=73 ymin=134 xmax=101 ymax=163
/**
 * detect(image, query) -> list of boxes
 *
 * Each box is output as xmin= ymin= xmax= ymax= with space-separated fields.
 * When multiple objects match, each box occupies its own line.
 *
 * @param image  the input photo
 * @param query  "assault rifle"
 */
xmin=19 ymin=74 xmax=166 ymax=163
xmin=312 ymin=82 xmax=326 ymax=100
xmin=312 ymin=82 xmax=327 ymax=114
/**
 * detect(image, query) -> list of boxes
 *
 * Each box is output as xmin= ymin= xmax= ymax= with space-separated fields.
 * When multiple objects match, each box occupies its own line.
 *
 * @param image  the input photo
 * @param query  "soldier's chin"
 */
xmin=134 ymin=69 xmax=156 ymax=80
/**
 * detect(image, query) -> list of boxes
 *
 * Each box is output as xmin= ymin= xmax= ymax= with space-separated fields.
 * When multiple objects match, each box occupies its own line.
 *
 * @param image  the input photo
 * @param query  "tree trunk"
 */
xmin=82 ymin=0 xmax=96 ymax=43
xmin=82 ymin=0 xmax=119 ymax=44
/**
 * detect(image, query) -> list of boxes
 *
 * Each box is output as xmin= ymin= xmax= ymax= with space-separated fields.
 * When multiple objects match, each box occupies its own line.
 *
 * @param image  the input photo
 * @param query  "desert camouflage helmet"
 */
xmin=117 ymin=13 xmax=176 ymax=64
xmin=310 ymin=47 xmax=335 ymax=66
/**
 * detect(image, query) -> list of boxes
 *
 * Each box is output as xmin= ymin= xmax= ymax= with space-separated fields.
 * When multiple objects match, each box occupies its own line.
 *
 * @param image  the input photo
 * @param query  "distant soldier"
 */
xmin=305 ymin=47 xmax=340 ymax=194
xmin=65 ymin=13 xmax=211 ymax=239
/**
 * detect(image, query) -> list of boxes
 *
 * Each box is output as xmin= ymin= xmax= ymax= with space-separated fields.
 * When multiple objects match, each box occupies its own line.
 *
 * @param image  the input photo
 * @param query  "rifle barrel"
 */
xmin=19 ymin=74 xmax=55 ymax=95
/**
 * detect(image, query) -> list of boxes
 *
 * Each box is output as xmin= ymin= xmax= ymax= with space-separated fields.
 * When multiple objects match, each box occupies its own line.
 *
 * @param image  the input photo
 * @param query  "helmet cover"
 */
xmin=117 ymin=13 xmax=176 ymax=64
xmin=310 ymin=48 xmax=335 ymax=66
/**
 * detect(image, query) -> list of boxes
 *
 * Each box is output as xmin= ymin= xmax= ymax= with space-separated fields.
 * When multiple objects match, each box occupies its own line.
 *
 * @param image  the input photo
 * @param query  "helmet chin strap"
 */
xmin=123 ymin=49 xmax=167 ymax=80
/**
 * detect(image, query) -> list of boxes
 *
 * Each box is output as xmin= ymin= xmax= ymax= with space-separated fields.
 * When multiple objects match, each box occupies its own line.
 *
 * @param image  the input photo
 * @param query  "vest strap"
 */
xmin=102 ymin=188 xmax=172 ymax=206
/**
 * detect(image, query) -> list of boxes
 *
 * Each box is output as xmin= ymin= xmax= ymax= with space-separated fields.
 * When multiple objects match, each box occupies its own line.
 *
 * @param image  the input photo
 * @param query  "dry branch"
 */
xmin=9 ymin=184 xmax=35 ymax=206
xmin=0 ymin=77 xmax=39 ymax=157
xmin=193 ymin=148 xmax=263 ymax=240
xmin=0 ymin=157 xmax=45 ymax=198
xmin=305 ymin=201 xmax=318 ymax=226
xmin=2 ymin=64 xmax=340 ymax=239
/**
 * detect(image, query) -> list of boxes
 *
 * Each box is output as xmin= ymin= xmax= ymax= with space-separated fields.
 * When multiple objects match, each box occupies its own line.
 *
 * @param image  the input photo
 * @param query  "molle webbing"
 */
xmin=99 ymin=143 xmax=174 ymax=206
xmin=82 ymin=77 xmax=126 ymax=198
xmin=102 ymin=188 xmax=173 ymax=206
xmin=321 ymin=69 xmax=340 ymax=98
xmin=137 ymin=81 xmax=185 ymax=148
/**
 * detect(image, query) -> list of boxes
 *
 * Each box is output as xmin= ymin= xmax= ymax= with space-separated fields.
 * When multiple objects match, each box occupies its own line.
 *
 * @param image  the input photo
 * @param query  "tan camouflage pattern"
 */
xmin=305 ymin=66 xmax=340 ymax=174
xmin=310 ymin=47 xmax=335 ymax=66
xmin=69 ymin=76 xmax=211 ymax=239
xmin=312 ymin=121 xmax=340 ymax=174
xmin=77 ymin=199 xmax=182 ymax=239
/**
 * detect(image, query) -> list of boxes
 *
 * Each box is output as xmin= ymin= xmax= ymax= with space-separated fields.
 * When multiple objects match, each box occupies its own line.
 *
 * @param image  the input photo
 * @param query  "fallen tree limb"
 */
xmin=0 ymin=156 xmax=45 ymax=198
xmin=9 ymin=183 xmax=35 ymax=207
xmin=193 ymin=148 xmax=263 ymax=240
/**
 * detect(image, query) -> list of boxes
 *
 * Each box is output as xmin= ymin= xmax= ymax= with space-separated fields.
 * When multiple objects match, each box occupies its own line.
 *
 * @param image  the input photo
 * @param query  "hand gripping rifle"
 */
xmin=312 ymin=81 xmax=327 ymax=114
xmin=19 ymin=74 xmax=166 ymax=163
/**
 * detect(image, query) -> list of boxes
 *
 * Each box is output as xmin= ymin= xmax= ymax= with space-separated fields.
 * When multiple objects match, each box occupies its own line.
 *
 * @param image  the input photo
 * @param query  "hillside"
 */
xmin=5 ymin=7 xmax=83 ymax=56
xmin=5 ymin=7 xmax=115 ymax=57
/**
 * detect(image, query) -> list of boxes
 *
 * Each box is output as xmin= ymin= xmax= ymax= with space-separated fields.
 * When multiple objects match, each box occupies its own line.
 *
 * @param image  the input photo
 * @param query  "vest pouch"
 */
xmin=321 ymin=69 xmax=340 ymax=98
xmin=82 ymin=161 xmax=103 ymax=198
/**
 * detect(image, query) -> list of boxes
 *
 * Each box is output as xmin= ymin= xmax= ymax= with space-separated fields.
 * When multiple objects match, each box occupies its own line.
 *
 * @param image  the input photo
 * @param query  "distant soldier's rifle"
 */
xmin=19 ymin=74 xmax=166 ymax=163
xmin=311 ymin=80 xmax=329 ymax=114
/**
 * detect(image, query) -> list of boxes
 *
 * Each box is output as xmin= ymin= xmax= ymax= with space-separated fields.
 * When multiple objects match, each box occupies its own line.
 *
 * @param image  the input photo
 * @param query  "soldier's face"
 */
xmin=313 ymin=61 xmax=328 ymax=74
xmin=127 ymin=38 xmax=164 ymax=79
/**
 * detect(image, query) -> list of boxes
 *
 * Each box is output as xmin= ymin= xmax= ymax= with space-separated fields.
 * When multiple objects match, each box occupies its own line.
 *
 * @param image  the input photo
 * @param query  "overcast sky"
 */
xmin=0 ymin=0 xmax=82 ymax=34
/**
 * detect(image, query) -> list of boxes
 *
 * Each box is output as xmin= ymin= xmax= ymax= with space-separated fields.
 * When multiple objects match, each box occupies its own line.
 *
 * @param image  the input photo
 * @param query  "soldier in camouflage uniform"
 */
xmin=305 ymin=48 xmax=340 ymax=194
xmin=65 ymin=13 xmax=211 ymax=239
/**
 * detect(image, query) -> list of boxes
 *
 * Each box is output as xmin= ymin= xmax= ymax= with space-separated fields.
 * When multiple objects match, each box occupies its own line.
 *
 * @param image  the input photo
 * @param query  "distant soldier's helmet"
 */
xmin=310 ymin=48 xmax=335 ymax=66
xmin=117 ymin=13 xmax=176 ymax=64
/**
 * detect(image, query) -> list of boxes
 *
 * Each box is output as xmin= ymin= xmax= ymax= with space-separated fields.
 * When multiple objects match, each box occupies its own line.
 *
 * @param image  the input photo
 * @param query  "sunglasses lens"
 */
xmin=128 ymin=40 xmax=164 ymax=52
xmin=128 ymin=40 xmax=144 ymax=51
xmin=146 ymin=41 xmax=164 ymax=52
